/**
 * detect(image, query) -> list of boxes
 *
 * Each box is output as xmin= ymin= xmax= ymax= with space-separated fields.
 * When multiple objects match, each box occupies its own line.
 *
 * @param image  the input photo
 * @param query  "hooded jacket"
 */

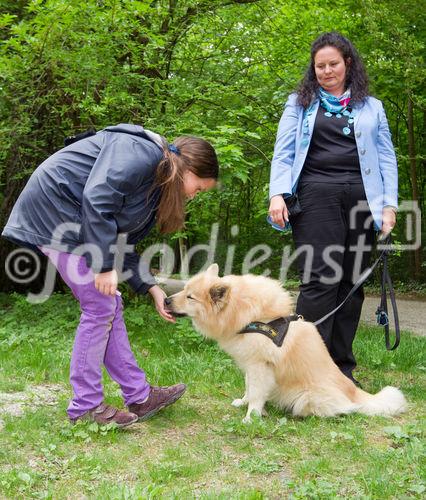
xmin=2 ymin=124 xmax=165 ymax=294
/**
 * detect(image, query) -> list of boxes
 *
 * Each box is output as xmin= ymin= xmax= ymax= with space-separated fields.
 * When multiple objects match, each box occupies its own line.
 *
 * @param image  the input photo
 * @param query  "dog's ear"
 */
xmin=206 ymin=263 xmax=219 ymax=276
xmin=209 ymin=284 xmax=229 ymax=308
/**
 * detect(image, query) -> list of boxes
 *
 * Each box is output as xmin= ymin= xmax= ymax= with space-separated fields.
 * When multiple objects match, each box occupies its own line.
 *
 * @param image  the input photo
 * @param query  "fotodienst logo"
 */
xmin=3 ymin=200 xmax=422 ymax=304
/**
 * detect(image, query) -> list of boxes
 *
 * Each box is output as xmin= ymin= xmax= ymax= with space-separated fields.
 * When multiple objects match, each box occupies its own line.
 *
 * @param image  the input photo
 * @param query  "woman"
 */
xmin=269 ymin=32 xmax=397 ymax=384
xmin=2 ymin=124 xmax=218 ymax=426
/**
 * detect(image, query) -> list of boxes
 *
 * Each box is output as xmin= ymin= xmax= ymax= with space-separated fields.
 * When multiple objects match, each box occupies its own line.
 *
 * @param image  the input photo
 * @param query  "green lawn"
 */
xmin=0 ymin=291 xmax=425 ymax=499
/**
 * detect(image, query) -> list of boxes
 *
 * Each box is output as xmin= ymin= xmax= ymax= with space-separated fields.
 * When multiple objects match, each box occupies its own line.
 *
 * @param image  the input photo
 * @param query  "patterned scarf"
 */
xmin=319 ymin=87 xmax=351 ymax=113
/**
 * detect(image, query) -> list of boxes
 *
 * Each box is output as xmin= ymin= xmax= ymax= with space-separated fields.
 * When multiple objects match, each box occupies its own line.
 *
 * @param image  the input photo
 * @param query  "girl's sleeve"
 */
xmin=377 ymin=102 xmax=398 ymax=208
xmin=269 ymin=93 xmax=300 ymax=199
xmin=81 ymin=133 xmax=161 ymax=274
xmin=122 ymin=251 xmax=157 ymax=295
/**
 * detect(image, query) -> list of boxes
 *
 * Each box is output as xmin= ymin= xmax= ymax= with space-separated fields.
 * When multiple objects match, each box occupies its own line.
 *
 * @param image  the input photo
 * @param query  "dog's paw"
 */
xmin=232 ymin=398 xmax=246 ymax=408
xmin=261 ymin=408 xmax=269 ymax=417
xmin=242 ymin=409 xmax=262 ymax=424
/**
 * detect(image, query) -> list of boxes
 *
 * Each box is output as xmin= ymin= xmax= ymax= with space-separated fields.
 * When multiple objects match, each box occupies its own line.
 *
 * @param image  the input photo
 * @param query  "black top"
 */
xmin=300 ymin=106 xmax=362 ymax=184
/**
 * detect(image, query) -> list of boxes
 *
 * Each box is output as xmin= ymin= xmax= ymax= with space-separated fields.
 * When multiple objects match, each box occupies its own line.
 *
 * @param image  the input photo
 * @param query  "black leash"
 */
xmin=313 ymin=236 xmax=400 ymax=350
xmin=376 ymin=249 xmax=400 ymax=350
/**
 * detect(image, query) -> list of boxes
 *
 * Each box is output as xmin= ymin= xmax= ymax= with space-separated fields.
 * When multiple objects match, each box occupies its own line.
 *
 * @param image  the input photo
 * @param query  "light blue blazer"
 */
xmin=269 ymin=93 xmax=398 ymax=230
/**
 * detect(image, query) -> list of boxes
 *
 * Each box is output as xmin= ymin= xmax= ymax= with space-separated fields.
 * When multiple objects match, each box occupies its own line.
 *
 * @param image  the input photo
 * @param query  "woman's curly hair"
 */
xmin=297 ymin=32 xmax=369 ymax=109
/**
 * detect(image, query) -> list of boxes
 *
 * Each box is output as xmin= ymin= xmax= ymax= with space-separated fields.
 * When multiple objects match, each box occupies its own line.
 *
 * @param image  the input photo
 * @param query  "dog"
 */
xmin=164 ymin=264 xmax=407 ymax=422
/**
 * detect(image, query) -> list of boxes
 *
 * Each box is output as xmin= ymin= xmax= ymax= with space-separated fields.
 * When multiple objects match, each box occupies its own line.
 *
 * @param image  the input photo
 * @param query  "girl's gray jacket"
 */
xmin=1 ymin=124 xmax=165 ymax=294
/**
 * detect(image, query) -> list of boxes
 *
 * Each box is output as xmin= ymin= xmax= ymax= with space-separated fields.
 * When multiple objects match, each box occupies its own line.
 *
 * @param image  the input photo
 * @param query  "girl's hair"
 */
xmin=297 ymin=32 xmax=369 ymax=109
xmin=154 ymin=136 xmax=219 ymax=233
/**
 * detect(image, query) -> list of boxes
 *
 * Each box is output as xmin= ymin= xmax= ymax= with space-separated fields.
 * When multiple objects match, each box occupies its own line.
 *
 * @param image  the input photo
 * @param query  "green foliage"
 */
xmin=0 ymin=0 xmax=424 ymax=286
xmin=60 ymin=420 xmax=120 ymax=443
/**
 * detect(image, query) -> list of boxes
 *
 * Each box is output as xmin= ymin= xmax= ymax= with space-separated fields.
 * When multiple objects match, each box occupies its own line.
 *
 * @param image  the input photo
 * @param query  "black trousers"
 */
xmin=290 ymin=182 xmax=375 ymax=377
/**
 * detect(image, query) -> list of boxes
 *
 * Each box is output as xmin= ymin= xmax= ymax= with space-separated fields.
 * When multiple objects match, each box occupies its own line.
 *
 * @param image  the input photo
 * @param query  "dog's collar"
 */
xmin=238 ymin=315 xmax=302 ymax=347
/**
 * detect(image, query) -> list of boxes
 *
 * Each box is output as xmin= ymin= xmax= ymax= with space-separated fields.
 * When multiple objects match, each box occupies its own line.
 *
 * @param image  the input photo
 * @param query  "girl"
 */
xmin=2 ymin=124 xmax=219 ymax=427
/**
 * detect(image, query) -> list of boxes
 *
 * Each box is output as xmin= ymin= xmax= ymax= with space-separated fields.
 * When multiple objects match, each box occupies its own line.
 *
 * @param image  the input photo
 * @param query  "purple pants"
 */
xmin=40 ymin=247 xmax=151 ymax=419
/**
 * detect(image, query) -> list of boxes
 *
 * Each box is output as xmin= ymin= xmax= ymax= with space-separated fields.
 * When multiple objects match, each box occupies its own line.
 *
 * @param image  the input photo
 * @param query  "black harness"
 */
xmin=238 ymin=314 xmax=302 ymax=347
xmin=237 ymin=240 xmax=400 ymax=351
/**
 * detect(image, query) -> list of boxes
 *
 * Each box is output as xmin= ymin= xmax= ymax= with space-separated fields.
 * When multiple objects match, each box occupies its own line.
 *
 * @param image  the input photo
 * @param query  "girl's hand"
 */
xmin=381 ymin=206 xmax=397 ymax=239
xmin=268 ymin=195 xmax=288 ymax=227
xmin=149 ymin=285 xmax=176 ymax=323
xmin=94 ymin=269 xmax=118 ymax=296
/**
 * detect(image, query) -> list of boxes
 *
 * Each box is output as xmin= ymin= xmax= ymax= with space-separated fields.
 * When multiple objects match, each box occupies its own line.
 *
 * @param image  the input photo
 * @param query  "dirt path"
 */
xmin=287 ymin=291 xmax=425 ymax=337
xmin=361 ymin=295 xmax=425 ymax=337
xmin=0 ymin=384 xmax=64 ymax=431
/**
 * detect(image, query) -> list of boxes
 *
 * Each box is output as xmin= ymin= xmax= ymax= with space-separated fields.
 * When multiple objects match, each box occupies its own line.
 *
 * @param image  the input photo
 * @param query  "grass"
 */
xmin=0 ymin=291 xmax=425 ymax=499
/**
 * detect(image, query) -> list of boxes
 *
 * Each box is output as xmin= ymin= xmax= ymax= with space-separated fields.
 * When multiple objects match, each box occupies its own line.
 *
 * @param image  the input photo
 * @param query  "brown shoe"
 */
xmin=71 ymin=403 xmax=138 ymax=428
xmin=128 ymin=384 xmax=186 ymax=422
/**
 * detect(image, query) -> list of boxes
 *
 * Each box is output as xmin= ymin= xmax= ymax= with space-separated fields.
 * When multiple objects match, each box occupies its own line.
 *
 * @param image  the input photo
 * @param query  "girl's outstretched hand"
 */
xmin=94 ymin=269 xmax=118 ymax=296
xmin=149 ymin=285 xmax=176 ymax=323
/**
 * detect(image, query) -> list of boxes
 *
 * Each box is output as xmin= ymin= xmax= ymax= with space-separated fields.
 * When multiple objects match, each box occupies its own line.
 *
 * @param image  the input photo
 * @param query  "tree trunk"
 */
xmin=407 ymin=95 xmax=421 ymax=280
xmin=178 ymin=237 xmax=187 ymax=271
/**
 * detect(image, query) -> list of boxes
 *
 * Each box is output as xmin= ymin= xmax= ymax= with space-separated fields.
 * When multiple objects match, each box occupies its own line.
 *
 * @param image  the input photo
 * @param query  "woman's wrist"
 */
xmin=383 ymin=205 xmax=398 ymax=213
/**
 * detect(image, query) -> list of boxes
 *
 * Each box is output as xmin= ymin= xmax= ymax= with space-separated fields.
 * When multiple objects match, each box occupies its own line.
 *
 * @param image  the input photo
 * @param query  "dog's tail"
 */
xmin=355 ymin=386 xmax=407 ymax=416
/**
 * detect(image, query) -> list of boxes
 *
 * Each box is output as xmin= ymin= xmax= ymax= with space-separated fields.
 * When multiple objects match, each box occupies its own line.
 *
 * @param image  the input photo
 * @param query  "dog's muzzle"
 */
xmin=164 ymin=297 xmax=188 ymax=318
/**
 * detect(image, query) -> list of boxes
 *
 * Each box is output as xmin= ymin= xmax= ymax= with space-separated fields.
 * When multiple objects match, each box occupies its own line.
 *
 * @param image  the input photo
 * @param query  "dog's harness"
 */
xmin=238 ymin=314 xmax=302 ymax=347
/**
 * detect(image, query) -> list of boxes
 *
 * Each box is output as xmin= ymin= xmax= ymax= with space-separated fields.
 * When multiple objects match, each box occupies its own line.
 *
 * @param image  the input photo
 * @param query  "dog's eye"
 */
xmin=187 ymin=295 xmax=194 ymax=300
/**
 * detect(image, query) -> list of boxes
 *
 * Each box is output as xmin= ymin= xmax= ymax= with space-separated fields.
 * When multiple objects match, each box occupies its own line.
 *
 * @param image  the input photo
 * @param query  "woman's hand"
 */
xmin=381 ymin=206 xmax=397 ymax=239
xmin=268 ymin=195 xmax=288 ymax=227
xmin=149 ymin=285 xmax=176 ymax=323
xmin=94 ymin=269 xmax=118 ymax=296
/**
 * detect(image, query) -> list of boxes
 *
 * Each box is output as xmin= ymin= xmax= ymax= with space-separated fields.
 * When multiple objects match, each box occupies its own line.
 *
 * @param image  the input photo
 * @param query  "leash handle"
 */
xmin=376 ymin=249 xmax=400 ymax=350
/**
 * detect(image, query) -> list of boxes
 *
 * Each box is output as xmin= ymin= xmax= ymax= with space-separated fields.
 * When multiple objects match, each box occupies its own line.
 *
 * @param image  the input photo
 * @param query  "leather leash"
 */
xmin=313 ymin=236 xmax=400 ymax=350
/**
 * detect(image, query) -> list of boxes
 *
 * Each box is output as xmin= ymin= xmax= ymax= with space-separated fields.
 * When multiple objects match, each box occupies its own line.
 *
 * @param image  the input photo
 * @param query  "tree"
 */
xmin=0 ymin=0 xmax=424 ymax=292
xmin=351 ymin=0 xmax=425 ymax=280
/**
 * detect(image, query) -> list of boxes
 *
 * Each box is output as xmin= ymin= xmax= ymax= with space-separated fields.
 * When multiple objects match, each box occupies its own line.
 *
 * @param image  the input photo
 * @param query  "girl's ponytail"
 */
xmin=154 ymin=136 xmax=218 ymax=234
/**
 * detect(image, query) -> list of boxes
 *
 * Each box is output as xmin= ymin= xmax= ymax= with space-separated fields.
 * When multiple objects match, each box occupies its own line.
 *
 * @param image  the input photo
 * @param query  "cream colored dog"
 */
xmin=165 ymin=264 xmax=407 ymax=422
